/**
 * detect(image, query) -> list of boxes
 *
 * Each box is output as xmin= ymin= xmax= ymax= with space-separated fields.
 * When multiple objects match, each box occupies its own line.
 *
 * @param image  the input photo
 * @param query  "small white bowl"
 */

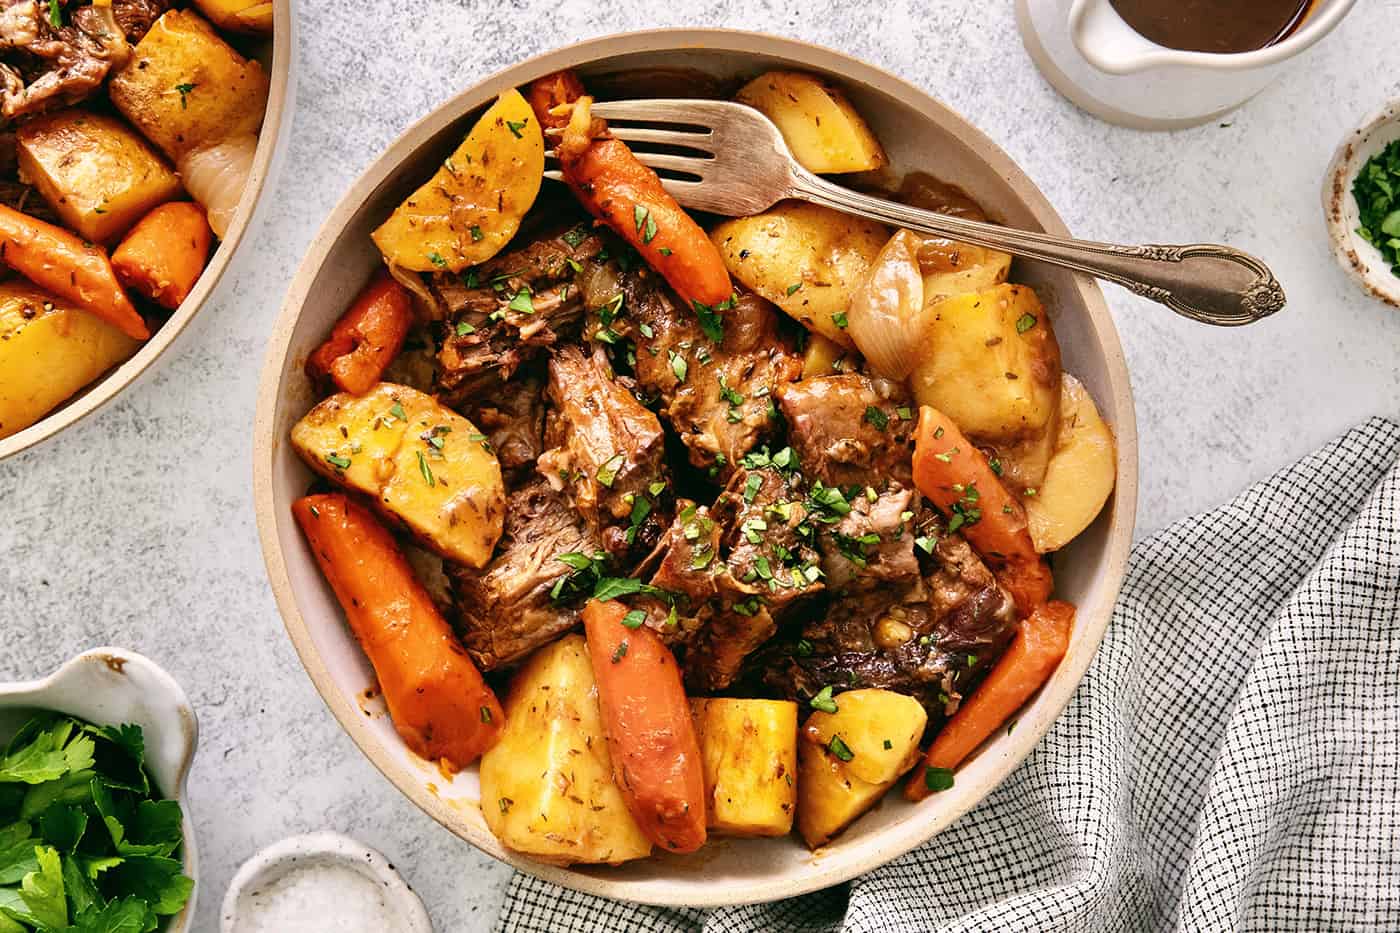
xmin=0 ymin=648 xmax=199 ymax=932
xmin=1324 ymin=98 xmax=1400 ymax=308
xmin=220 ymin=832 xmax=432 ymax=933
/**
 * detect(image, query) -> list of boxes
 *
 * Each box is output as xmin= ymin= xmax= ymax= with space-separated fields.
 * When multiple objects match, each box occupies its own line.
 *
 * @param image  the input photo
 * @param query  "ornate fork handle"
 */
xmin=790 ymin=169 xmax=1285 ymax=326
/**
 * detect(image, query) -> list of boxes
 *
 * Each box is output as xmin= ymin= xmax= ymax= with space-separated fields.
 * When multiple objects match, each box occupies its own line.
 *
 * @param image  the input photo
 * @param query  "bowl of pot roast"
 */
xmin=253 ymin=29 xmax=1138 ymax=906
xmin=0 ymin=0 xmax=291 ymax=459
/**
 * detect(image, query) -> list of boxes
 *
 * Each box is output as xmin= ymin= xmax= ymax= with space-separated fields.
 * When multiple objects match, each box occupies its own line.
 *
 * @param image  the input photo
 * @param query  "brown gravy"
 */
xmin=1108 ymin=0 xmax=1313 ymax=54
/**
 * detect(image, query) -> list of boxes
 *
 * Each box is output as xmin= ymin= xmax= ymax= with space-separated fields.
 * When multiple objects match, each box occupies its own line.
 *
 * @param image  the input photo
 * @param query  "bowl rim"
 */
xmin=253 ymin=27 xmax=1139 ymax=907
xmin=1322 ymin=97 xmax=1400 ymax=309
xmin=0 ymin=1 xmax=296 ymax=462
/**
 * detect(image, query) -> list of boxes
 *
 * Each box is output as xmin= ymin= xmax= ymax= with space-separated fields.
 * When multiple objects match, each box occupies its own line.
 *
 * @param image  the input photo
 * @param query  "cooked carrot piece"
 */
xmin=912 ymin=404 xmax=1053 ymax=614
xmin=582 ymin=598 xmax=707 ymax=854
xmin=527 ymin=70 xmax=733 ymax=310
xmin=305 ymin=271 xmax=413 ymax=395
xmin=0 ymin=204 xmax=147 ymax=339
xmin=111 ymin=202 xmax=213 ymax=310
xmin=292 ymin=493 xmax=503 ymax=770
xmin=905 ymin=600 xmax=1074 ymax=802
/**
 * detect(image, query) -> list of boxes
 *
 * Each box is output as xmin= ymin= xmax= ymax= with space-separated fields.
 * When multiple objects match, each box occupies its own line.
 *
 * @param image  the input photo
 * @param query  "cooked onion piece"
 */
xmin=177 ymin=133 xmax=257 ymax=238
xmin=845 ymin=229 xmax=924 ymax=379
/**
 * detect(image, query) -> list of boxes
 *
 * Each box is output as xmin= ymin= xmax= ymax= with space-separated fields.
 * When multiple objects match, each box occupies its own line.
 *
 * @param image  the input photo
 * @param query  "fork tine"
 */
xmin=543 ymin=169 xmax=564 ymax=182
xmin=624 ymin=151 xmax=711 ymax=176
xmin=591 ymin=99 xmax=730 ymax=125
xmin=603 ymin=126 xmax=712 ymax=150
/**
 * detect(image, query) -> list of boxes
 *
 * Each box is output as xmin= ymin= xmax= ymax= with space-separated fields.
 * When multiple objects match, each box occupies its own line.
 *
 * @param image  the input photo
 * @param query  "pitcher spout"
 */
xmin=1069 ymin=0 xmax=1178 ymax=74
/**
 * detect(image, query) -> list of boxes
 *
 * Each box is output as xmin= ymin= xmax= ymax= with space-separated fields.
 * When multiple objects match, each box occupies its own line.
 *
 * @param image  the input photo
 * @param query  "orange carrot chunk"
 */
xmin=582 ymin=598 xmax=708 ymax=854
xmin=0 ymin=203 xmax=147 ymax=339
xmin=111 ymin=202 xmax=213 ymax=310
xmin=905 ymin=600 xmax=1074 ymax=802
xmin=912 ymin=404 xmax=1053 ymax=614
xmin=292 ymin=493 xmax=503 ymax=770
xmin=527 ymin=70 xmax=733 ymax=310
xmin=305 ymin=271 xmax=414 ymax=395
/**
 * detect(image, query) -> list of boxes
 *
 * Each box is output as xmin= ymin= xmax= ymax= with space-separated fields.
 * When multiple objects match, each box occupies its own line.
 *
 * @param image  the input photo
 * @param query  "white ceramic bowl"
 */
xmin=1324 ymin=98 xmax=1400 ymax=309
xmin=0 ymin=4 xmax=296 ymax=462
xmin=221 ymin=831 xmax=432 ymax=933
xmin=0 ymin=648 xmax=199 ymax=931
xmin=253 ymin=30 xmax=1139 ymax=906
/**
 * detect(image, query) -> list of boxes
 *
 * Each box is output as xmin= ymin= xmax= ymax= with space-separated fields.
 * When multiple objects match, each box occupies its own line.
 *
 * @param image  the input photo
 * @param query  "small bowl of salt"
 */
xmin=221 ymin=831 xmax=432 ymax=933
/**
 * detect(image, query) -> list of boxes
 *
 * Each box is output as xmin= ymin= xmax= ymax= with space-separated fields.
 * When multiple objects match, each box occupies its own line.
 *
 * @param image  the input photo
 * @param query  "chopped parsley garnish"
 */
xmin=389 ymin=402 xmax=406 ymax=421
xmin=658 ymin=247 xmax=672 ymax=256
xmin=470 ymin=225 xmax=484 ymax=241
xmin=506 ymin=118 xmax=528 ymax=138
xmin=562 ymin=225 xmax=589 ymax=248
xmin=621 ymin=609 xmax=647 ymax=629
xmin=883 ymin=739 xmax=893 ymax=750
xmin=1353 ymin=138 xmax=1400 ymax=276
xmin=596 ymin=453 xmax=625 ymax=488
xmin=743 ymin=473 xmax=763 ymax=503
xmin=795 ymin=638 xmax=814 ymax=657
xmin=896 ymin=406 xmax=913 ymax=421
xmin=718 ymin=375 xmax=745 ymax=407
xmin=863 ymin=405 xmax=889 ymax=430
xmin=456 ymin=321 xmax=476 ymax=336
xmin=989 ymin=455 xmax=1003 ymax=476
xmin=174 ymin=81 xmax=196 ymax=109
xmin=786 ymin=282 xmax=803 ymax=296
xmin=914 ymin=535 xmax=935 ymax=554
xmin=634 ymin=204 xmax=658 ymax=244
xmin=669 ymin=350 xmax=688 ymax=383
xmin=831 ymin=311 xmax=848 ymax=329
xmin=325 ymin=453 xmax=351 ymax=470
xmin=611 ymin=640 xmax=629 ymax=663
xmin=806 ymin=481 xmax=851 ymax=521
xmin=427 ymin=251 xmax=448 ymax=269
xmin=827 ymin=734 xmax=854 ymax=762
xmin=499 ymin=796 xmax=514 ymax=812
xmin=480 ymin=705 xmax=493 ymax=723
xmin=810 ymin=685 xmax=838 ymax=714
xmin=691 ymin=547 xmax=714 ymax=570
xmin=934 ymin=446 xmax=959 ymax=463
xmin=691 ymin=294 xmax=736 ymax=343
xmin=648 ymin=480 xmax=667 ymax=497
xmin=924 ymin=766 xmax=955 ymax=792
xmin=1024 ymin=487 xmax=1038 ymax=497
xmin=507 ymin=287 xmax=534 ymax=314
xmin=1015 ymin=312 xmax=1038 ymax=334
xmin=416 ymin=450 xmax=435 ymax=486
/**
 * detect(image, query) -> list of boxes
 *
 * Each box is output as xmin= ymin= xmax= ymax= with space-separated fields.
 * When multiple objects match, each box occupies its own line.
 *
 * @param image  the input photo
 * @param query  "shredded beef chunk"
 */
xmin=434 ymin=225 xmax=603 ymax=400
xmin=578 ymin=257 xmax=800 ymax=477
xmin=0 ymin=2 xmax=130 ymax=119
xmin=762 ymin=528 xmax=1016 ymax=726
xmin=818 ymin=482 xmax=920 ymax=593
xmin=458 ymin=367 xmax=546 ymax=483
xmin=110 ymin=0 xmax=170 ymax=41
xmin=450 ymin=476 xmax=601 ymax=671
xmin=538 ymin=344 xmax=668 ymax=555
xmin=778 ymin=374 xmax=915 ymax=490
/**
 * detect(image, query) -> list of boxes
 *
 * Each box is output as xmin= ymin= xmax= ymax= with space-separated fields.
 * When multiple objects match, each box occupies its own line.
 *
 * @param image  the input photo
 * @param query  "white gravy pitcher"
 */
xmin=1017 ymin=0 xmax=1359 ymax=129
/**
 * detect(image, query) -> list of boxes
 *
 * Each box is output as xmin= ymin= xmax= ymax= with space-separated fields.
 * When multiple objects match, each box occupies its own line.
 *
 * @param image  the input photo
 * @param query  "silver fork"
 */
xmin=544 ymin=99 xmax=1284 ymax=326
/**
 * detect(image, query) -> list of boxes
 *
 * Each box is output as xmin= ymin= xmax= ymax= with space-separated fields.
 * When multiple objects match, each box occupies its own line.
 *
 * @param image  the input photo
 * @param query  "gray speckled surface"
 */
xmin=2 ymin=2 xmax=1398 ymax=931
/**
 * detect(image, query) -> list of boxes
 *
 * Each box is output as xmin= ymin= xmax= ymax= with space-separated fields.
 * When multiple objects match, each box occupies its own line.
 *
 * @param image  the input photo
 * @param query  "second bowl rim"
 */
xmin=253 ymin=26 xmax=1139 ymax=907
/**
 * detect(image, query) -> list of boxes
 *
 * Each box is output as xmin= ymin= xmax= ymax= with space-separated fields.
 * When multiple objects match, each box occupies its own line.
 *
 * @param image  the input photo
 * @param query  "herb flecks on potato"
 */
xmin=373 ymin=89 xmax=544 ymax=273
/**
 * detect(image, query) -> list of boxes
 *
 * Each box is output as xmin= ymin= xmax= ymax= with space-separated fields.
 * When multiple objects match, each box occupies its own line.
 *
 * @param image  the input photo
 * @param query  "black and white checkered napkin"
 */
xmin=497 ymin=417 xmax=1400 ymax=933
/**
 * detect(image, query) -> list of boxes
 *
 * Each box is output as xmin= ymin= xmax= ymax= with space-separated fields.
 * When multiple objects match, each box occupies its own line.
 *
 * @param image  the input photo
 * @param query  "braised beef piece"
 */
xmin=434 ymin=225 xmax=603 ymax=400
xmin=712 ymin=465 xmax=823 ymax=614
xmin=761 ymin=528 xmax=1016 ymax=726
xmin=537 ymin=344 xmax=668 ymax=556
xmin=110 ymin=0 xmax=170 ymax=42
xmin=577 ymin=257 xmax=801 ymax=478
xmin=0 ymin=2 xmax=132 ymax=119
xmin=818 ymin=482 xmax=920 ymax=593
xmin=0 ymin=180 xmax=60 ymax=225
xmin=449 ymin=476 xmax=601 ymax=671
xmin=778 ymin=374 xmax=915 ymax=491
xmin=457 ymin=366 xmax=546 ymax=484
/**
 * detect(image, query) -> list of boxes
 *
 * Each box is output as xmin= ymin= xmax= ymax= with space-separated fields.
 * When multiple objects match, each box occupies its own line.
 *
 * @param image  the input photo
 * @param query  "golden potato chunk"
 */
xmin=797 ymin=689 xmax=926 ymax=848
xmin=17 ymin=110 xmax=182 ymax=244
xmin=690 ymin=698 xmax=798 ymax=837
xmin=480 ymin=635 xmax=653 ymax=865
xmin=711 ymin=202 xmax=888 ymax=347
xmin=1026 ymin=374 xmax=1117 ymax=553
xmin=290 ymin=383 xmax=505 ymax=568
xmin=734 ymin=71 xmax=887 ymax=174
xmin=910 ymin=283 xmax=1062 ymax=443
xmin=0 ymin=282 xmax=140 ymax=439
xmin=920 ymin=245 xmax=1012 ymax=306
xmin=372 ymin=90 xmax=544 ymax=273
xmin=109 ymin=10 xmax=269 ymax=162
xmin=192 ymin=0 xmax=273 ymax=32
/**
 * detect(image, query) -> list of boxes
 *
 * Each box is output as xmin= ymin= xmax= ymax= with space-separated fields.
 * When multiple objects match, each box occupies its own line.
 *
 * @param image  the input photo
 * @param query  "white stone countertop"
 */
xmin=3 ymin=2 xmax=1399 ymax=930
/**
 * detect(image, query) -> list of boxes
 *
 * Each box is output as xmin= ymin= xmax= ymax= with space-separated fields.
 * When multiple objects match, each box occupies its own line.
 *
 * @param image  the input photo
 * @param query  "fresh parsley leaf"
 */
xmin=507 ymin=287 xmax=534 ymax=314
xmin=1015 ymin=312 xmax=1037 ymax=334
xmin=810 ymin=686 xmax=838 ymax=714
xmin=827 ymin=734 xmax=854 ymax=762
xmin=37 ymin=804 xmax=85 ymax=851
xmin=505 ymin=118 xmax=528 ymax=138
xmin=65 ymin=897 xmax=154 ymax=933
xmin=924 ymin=766 xmax=955 ymax=792
xmin=596 ymin=453 xmax=625 ymax=488
xmin=831 ymin=311 xmax=848 ymax=329
xmin=863 ymin=405 xmax=889 ymax=430
xmin=0 ymin=823 xmax=37 ymax=885
xmin=621 ymin=610 xmax=647 ymax=630
xmin=105 ymin=855 xmax=192 ymax=916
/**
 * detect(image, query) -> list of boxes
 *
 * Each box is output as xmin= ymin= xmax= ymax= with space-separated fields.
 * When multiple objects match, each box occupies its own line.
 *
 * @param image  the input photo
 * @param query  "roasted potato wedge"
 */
xmin=480 ymin=635 xmax=653 ymax=865
xmin=910 ymin=283 xmax=1061 ymax=443
xmin=372 ymin=90 xmax=544 ymax=273
xmin=797 ymin=689 xmax=926 ymax=848
xmin=734 ymin=71 xmax=887 ymax=174
xmin=0 ymin=282 xmax=141 ymax=439
xmin=801 ymin=332 xmax=854 ymax=378
xmin=690 ymin=698 xmax=798 ymax=837
xmin=290 ymin=383 xmax=505 ymax=568
xmin=710 ymin=202 xmax=887 ymax=347
xmin=192 ymin=0 xmax=273 ymax=32
xmin=1026 ymin=374 xmax=1116 ymax=553
xmin=17 ymin=110 xmax=182 ymax=244
xmin=109 ymin=10 xmax=269 ymax=162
